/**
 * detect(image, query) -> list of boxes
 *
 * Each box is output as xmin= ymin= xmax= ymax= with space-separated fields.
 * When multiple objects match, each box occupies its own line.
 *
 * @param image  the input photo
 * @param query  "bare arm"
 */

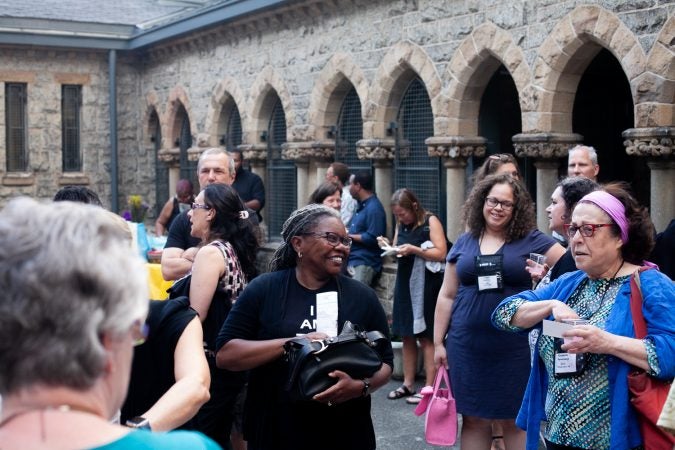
xmin=510 ymin=299 xmax=577 ymax=329
xmin=563 ymin=327 xmax=650 ymax=371
xmin=189 ymin=245 xmax=225 ymax=321
xmin=395 ymin=216 xmax=447 ymax=262
xmin=140 ymin=317 xmax=211 ymax=431
xmin=154 ymin=198 xmax=175 ymax=236
xmin=244 ymin=199 xmax=261 ymax=211
xmin=433 ymin=262 xmax=458 ymax=368
xmin=544 ymin=243 xmax=566 ymax=268
xmin=161 ymin=246 xmax=198 ymax=281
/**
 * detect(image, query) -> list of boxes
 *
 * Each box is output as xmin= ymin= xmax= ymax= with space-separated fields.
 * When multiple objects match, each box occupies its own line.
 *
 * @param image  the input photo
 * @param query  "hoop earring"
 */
xmin=298 ymin=251 xmax=303 ymax=259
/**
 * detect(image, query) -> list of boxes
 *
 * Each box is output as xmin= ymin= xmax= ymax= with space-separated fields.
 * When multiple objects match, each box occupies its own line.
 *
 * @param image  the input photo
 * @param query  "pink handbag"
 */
xmin=414 ymin=366 xmax=458 ymax=446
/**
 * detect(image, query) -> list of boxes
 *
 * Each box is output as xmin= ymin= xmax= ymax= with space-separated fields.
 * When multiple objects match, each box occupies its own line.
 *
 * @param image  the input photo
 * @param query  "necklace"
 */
xmin=0 ymin=404 xmax=100 ymax=441
xmin=581 ymin=260 xmax=625 ymax=320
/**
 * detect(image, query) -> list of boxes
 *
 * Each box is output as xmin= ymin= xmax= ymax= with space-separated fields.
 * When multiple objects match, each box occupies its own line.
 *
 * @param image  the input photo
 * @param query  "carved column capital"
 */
xmin=237 ymin=144 xmax=268 ymax=163
xmin=157 ymin=147 xmax=180 ymax=165
xmin=622 ymin=127 xmax=674 ymax=158
xmin=187 ymin=146 xmax=202 ymax=162
xmin=355 ymin=139 xmax=397 ymax=160
xmin=512 ymin=133 xmax=583 ymax=159
xmin=425 ymin=136 xmax=487 ymax=159
xmin=281 ymin=141 xmax=336 ymax=162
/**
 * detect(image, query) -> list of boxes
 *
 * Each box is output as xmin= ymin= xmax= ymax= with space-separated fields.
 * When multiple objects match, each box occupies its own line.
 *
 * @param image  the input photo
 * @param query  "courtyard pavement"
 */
xmin=371 ymin=377 xmax=461 ymax=450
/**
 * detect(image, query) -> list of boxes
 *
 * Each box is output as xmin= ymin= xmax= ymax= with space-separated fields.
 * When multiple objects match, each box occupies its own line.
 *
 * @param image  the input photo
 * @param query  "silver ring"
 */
xmin=327 ymin=401 xmax=333 ymax=407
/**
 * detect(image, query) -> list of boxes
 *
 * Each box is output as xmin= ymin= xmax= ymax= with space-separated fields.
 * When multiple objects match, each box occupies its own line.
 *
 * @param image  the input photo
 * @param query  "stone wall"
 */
xmin=0 ymin=48 xmax=152 ymax=212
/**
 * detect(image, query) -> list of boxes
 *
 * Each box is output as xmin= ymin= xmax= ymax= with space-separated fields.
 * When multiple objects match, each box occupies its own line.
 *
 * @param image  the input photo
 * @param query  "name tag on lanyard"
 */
xmin=475 ymin=254 xmax=504 ymax=292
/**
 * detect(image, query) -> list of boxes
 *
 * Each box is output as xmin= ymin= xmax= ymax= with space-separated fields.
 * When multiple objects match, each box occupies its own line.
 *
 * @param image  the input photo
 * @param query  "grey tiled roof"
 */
xmin=0 ymin=0 xmax=226 ymax=27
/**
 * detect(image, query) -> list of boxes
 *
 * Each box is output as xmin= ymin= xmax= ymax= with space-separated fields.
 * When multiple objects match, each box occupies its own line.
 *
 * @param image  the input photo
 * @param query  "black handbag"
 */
xmin=283 ymin=321 xmax=386 ymax=402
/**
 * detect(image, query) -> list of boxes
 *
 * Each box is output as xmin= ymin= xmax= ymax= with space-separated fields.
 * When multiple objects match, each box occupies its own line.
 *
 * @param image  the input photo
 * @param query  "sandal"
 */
xmin=491 ymin=436 xmax=505 ymax=450
xmin=405 ymin=393 xmax=423 ymax=404
xmin=387 ymin=385 xmax=415 ymax=400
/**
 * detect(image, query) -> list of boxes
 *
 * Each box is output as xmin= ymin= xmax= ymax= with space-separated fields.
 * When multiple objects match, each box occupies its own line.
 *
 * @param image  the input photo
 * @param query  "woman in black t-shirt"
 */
xmin=216 ymin=204 xmax=393 ymax=450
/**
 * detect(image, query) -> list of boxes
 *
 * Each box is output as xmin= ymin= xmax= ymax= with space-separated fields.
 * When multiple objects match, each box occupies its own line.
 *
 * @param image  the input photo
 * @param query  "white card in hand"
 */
xmin=542 ymin=319 xmax=573 ymax=338
xmin=316 ymin=291 xmax=338 ymax=337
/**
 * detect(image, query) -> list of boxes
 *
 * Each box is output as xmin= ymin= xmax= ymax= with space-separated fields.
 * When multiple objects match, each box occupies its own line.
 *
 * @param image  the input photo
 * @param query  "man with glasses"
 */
xmin=347 ymin=170 xmax=386 ymax=286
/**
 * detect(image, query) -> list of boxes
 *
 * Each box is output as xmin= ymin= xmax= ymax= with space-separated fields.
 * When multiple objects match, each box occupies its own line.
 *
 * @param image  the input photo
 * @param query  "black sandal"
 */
xmin=387 ymin=385 xmax=415 ymax=400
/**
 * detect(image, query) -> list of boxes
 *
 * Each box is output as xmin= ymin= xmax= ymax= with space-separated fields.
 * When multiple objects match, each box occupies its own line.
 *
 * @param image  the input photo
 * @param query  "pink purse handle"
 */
xmin=414 ymin=366 xmax=454 ymax=416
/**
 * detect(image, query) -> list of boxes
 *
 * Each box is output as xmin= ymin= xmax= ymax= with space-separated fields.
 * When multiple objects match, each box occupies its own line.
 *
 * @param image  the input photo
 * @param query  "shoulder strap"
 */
xmin=629 ymin=267 xmax=651 ymax=339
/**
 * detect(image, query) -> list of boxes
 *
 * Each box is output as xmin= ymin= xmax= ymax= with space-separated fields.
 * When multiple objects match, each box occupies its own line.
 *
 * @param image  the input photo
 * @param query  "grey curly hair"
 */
xmin=268 ymin=204 xmax=341 ymax=272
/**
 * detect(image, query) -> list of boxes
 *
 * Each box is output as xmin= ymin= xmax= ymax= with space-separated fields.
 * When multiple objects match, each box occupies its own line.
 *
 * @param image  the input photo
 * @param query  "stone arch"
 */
xmin=530 ymin=5 xmax=646 ymax=132
xmin=142 ymin=90 xmax=162 ymax=146
xmin=307 ymin=52 xmax=369 ymax=140
xmin=245 ymin=66 xmax=294 ymax=144
xmin=164 ymin=85 xmax=195 ymax=146
xmin=639 ymin=15 xmax=675 ymax=126
xmin=366 ymin=41 xmax=442 ymax=138
xmin=442 ymin=22 xmax=531 ymax=136
xmin=204 ymin=76 xmax=246 ymax=146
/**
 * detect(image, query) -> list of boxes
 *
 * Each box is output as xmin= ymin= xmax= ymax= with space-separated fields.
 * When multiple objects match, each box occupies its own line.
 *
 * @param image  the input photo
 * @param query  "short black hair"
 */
xmin=53 ymin=186 xmax=102 ymax=206
xmin=352 ymin=170 xmax=374 ymax=191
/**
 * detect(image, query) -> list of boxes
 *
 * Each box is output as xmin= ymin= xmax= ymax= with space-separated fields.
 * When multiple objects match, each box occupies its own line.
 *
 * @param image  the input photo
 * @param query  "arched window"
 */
xmin=266 ymin=98 xmax=295 ymax=240
xmin=335 ymin=87 xmax=368 ymax=172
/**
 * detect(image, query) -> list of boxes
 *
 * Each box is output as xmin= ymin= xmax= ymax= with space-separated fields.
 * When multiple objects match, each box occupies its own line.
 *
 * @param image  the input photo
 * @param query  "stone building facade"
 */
xmin=0 ymin=1 xmax=673 ymax=312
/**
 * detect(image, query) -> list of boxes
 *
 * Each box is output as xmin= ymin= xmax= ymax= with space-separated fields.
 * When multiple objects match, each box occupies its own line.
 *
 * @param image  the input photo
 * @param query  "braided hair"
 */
xmin=269 ymin=204 xmax=340 ymax=272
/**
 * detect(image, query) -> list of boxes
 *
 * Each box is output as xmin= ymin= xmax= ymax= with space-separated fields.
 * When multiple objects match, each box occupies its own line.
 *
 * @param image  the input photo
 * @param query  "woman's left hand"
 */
xmin=312 ymin=370 xmax=363 ymax=406
xmin=396 ymin=244 xmax=417 ymax=257
xmin=561 ymin=325 xmax=616 ymax=355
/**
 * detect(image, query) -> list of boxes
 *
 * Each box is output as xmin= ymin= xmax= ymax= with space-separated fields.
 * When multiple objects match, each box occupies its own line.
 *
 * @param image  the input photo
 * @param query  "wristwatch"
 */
xmin=126 ymin=416 xmax=152 ymax=430
xmin=361 ymin=378 xmax=371 ymax=397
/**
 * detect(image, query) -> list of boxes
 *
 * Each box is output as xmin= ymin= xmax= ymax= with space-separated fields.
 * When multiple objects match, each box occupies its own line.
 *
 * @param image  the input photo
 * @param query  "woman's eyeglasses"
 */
xmin=191 ymin=203 xmax=211 ymax=210
xmin=303 ymin=231 xmax=352 ymax=248
xmin=485 ymin=196 xmax=514 ymax=211
xmin=563 ymin=223 xmax=613 ymax=239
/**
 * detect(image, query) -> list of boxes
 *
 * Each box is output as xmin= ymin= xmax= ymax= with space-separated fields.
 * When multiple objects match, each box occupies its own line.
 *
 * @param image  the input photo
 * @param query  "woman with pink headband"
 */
xmin=492 ymin=182 xmax=675 ymax=450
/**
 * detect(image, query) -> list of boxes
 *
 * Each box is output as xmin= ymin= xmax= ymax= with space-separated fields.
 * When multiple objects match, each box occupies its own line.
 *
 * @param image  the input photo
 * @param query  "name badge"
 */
xmin=475 ymin=254 xmax=504 ymax=292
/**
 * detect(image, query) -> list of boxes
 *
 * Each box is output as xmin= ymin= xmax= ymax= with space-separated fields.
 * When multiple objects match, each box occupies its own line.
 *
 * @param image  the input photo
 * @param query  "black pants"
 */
xmin=186 ymin=357 xmax=244 ymax=448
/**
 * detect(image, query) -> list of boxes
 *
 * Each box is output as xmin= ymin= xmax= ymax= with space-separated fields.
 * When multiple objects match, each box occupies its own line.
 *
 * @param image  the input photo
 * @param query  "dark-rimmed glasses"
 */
xmin=563 ymin=223 xmax=613 ymax=239
xmin=302 ymin=231 xmax=352 ymax=248
xmin=191 ymin=202 xmax=211 ymax=210
xmin=485 ymin=196 xmax=514 ymax=211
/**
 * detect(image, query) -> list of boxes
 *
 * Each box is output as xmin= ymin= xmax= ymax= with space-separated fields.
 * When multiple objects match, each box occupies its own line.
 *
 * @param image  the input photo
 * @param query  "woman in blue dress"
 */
xmin=434 ymin=174 xmax=565 ymax=449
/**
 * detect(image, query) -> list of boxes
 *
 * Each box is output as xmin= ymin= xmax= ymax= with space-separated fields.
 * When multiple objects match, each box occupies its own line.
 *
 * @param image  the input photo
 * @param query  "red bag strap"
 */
xmin=629 ymin=267 xmax=651 ymax=339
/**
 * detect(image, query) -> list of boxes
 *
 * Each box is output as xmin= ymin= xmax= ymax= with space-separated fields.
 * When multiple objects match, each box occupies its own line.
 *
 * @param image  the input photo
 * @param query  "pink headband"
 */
xmin=579 ymin=191 xmax=629 ymax=244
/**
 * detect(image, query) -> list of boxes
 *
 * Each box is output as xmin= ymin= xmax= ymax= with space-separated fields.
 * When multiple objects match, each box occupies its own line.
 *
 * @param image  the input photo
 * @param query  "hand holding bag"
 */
xmin=283 ymin=321 xmax=385 ymax=402
xmin=413 ymin=366 xmax=457 ymax=446
xmin=627 ymin=267 xmax=675 ymax=450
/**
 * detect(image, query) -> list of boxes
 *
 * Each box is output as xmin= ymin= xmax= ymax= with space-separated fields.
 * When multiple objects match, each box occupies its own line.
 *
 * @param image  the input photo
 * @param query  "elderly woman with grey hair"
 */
xmin=0 ymin=198 xmax=218 ymax=449
xmin=216 ymin=204 xmax=393 ymax=450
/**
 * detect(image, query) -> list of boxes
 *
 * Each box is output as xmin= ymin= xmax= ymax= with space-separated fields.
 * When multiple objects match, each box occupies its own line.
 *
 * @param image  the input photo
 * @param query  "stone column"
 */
xmin=623 ymin=127 xmax=675 ymax=232
xmin=533 ymin=160 xmax=560 ymax=232
xmin=282 ymin=141 xmax=335 ymax=209
xmin=513 ymin=133 xmax=583 ymax=232
xmin=356 ymin=139 xmax=395 ymax=236
xmin=239 ymin=144 xmax=268 ymax=195
xmin=426 ymin=136 xmax=487 ymax=241
xmin=158 ymin=147 xmax=181 ymax=194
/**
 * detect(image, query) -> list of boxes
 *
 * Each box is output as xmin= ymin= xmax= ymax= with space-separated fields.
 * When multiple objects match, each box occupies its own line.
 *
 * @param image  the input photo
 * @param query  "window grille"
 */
xmin=62 ymin=85 xmax=82 ymax=172
xmin=335 ymin=87 xmax=369 ymax=173
xmin=266 ymin=98 xmax=295 ymax=241
xmin=394 ymin=78 xmax=444 ymax=223
xmin=5 ymin=83 xmax=27 ymax=172
xmin=226 ymin=104 xmax=242 ymax=152
xmin=178 ymin=113 xmax=198 ymax=190
xmin=151 ymin=111 xmax=169 ymax=217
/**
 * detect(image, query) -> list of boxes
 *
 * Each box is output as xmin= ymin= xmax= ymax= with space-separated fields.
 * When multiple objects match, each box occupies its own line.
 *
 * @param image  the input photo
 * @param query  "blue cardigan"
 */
xmin=492 ymin=269 xmax=675 ymax=450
